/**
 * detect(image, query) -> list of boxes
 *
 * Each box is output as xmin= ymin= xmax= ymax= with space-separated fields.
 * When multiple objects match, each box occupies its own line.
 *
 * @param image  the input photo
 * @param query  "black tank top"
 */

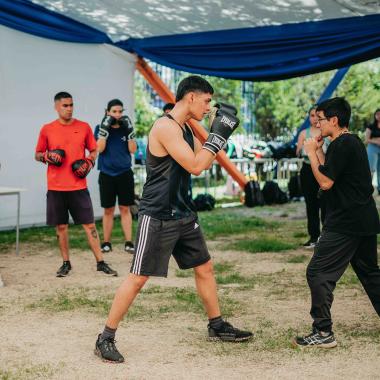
xmin=138 ymin=114 xmax=196 ymax=219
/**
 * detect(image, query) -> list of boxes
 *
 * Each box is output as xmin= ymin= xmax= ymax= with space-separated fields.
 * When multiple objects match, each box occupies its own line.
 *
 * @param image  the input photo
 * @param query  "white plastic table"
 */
xmin=0 ymin=187 xmax=25 ymax=255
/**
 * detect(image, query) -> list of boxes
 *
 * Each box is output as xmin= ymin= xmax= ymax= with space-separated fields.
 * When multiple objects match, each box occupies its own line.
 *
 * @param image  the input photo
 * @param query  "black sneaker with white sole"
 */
xmin=97 ymin=261 xmax=118 ymax=276
xmin=124 ymin=241 xmax=135 ymax=254
xmin=94 ymin=334 xmax=124 ymax=363
xmin=208 ymin=321 xmax=253 ymax=342
xmin=293 ymin=330 xmax=337 ymax=349
xmin=101 ymin=242 xmax=112 ymax=253
xmin=56 ymin=261 xmax=71 ymax=277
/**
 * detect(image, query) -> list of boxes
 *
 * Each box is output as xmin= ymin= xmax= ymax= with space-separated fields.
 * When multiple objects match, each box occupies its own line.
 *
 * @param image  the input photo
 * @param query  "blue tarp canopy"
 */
xmin=1 ymin=0 xmax=379 ymax=81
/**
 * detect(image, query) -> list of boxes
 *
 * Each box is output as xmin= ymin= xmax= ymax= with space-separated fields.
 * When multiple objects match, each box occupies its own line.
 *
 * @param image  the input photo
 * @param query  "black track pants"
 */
xmin=306 ymin=231 xmax=380 ymax=332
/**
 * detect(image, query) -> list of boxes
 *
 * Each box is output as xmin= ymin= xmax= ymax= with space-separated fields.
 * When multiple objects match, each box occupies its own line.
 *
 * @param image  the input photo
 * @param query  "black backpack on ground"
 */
xmin=193 ymin=193 xmax=216 ymax=211
xmin=244 ymin=180 xmax=265 ymax=207
xmin=262 ymin=181 xmax=288 ymax=205
xmin=288 ymin=174 xmax=303 ymax=199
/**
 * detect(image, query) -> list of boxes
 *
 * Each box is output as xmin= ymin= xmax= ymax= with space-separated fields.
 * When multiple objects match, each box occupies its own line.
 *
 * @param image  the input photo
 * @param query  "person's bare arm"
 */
xmin=296 ymin=130 xmax=306 ymax=157
xmin=35 ymin=152 xmax=44 ymax=162
xmin=128 ymin=139 xmax=137 ymax=154
xmin=97 ymin=138 xmax=106 ymax=153
xmin=316 ymin=147 xmax=325 ymax=165
xmin=88 ymin=149 xmax=97 ymax=162
xmin=152 ymin=120 xmax=214 ymax=175
xmin=365 ymin=128 xmax=380 ymax=145
xmin=194 ymin=135 xmax=213 ymax=170
xmin=304 ymin=138 xmax=333 ymax=190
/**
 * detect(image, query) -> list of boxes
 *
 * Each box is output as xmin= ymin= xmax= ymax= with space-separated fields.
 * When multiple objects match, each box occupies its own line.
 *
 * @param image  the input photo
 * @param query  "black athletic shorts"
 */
xmin=98 ymin=170 xmax=135 ymax=208
xmin=46 ymin=189 xmax=94 ymax=225
xmin=130 ymin=214 xmax=211 ymax=277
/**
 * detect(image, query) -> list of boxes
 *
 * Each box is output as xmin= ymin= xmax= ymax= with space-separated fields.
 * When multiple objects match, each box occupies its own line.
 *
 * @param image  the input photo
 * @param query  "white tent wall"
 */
xmin=0 ymin=24 xmax=136 ymax=230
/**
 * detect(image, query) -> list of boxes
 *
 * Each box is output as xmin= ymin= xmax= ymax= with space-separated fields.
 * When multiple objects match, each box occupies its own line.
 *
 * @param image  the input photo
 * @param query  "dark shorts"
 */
xmin=98 ymin=170 xmax=135 ymax=208
xmin=130 ymin=214 xmax=211 ymax=277
xmin=46 ymin=189 xmax=94 ymax=226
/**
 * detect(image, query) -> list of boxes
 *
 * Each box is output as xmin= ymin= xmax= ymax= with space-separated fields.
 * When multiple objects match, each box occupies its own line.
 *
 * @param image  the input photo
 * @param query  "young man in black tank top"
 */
xmin=94 ymin=75 xmax=253 ymax=363
xmin=293 ymin=97 xmax=380 ymax=349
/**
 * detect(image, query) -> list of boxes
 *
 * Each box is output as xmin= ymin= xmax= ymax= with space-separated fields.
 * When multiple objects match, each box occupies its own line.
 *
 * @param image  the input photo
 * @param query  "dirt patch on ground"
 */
xmin=1 ymin=203 xmax=380 ymax=379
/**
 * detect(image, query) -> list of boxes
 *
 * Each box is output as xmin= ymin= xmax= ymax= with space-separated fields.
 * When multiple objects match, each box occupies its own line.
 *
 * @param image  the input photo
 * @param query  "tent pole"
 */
xmin=136 ymin=57 xmax=247 ymax=189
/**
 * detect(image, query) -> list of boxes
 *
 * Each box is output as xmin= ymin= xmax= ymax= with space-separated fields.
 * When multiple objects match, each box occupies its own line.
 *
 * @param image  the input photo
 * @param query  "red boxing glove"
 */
xmin=41 ymin=149 xmax=65 ymax=166
xmin=71 ymin=158 xmax=95 ymax=178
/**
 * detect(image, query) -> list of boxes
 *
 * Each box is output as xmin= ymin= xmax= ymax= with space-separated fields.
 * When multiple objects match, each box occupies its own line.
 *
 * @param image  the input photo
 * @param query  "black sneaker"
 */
xmin=101 ymin=242 xmax=112 ymax=253
xmin=208 ymin=321 xmax=253 ymax=342
xmin=56 ymin=261 xmax=71 ymax=277
xmin=97 ymin=261 xmax=118 ymax=276
xmin=94 ymin=334 xmax=124 ymax=363
xmin=302 ymin=239 xmax=317 ymax=249
xmin=292 ymin=330 xmax=337 ymax=349
xmin=124 ymin=241 xmax=135 ymax=254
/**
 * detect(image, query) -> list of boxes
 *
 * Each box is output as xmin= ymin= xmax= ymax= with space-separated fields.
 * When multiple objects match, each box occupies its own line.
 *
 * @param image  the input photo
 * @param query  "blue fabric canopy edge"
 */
xmin=116 ymin=14 xmax=380 ymax=81
xmin=0 ymin=0 xmax=111 ymax=44
xmin=0 ymin=1 xmax=379 ymax=82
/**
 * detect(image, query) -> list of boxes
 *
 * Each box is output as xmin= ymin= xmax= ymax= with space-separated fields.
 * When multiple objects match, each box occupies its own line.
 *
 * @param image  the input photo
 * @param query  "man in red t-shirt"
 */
xmin=35 ymin=92 xmax=117 ymax=277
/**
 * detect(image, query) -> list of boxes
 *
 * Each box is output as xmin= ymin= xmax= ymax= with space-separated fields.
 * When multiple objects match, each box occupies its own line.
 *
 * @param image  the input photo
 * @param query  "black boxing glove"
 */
xmin=203 ymin=109 xmax=240 ymax=155
xmin=41 ymin=149 xmax=65 ymax=166
xmin=118 ymin=115 xmax=135 ymax=140
xmin=214 ymin=102 xmax=238 ymax=116
xmin=98 ymin=115 xmax=116 ymax=140
xmin=71 ymin=158 xmax=95 ymax=178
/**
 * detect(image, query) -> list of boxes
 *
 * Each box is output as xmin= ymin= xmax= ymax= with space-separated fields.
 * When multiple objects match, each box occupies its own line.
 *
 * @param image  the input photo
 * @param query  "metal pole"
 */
xmin=16 ymin=192 xmax=20 ymax=255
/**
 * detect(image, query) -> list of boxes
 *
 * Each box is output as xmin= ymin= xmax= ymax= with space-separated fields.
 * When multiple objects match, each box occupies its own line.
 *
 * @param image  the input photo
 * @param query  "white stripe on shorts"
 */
xmin=132 ymin=215 xmax=151 ymax=274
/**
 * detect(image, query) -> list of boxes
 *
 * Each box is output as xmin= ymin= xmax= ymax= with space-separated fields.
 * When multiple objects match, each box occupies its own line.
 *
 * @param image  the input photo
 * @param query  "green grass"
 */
xmin=198 ymin=210 xmax=278 ymax=240
xmin=213 ymin=261 xmax=235 ymax=273
xmin=27 ymin=285 xmax=242 ymax=319
xmin=293 ymin=231 xmax=308 ymax=238
xmin=215 ymin=273 xmax=255 ymax=289
xmin=27 ymin=288 xmax=112 ymax=315
xmin=226 ymin=238 xmax=298 ymax=253
xmin=0 ymin=226 xmax=57 ymax=253
xmin=0 ymin=363 xmax=60 ymax=380
xmin=0 ymin=217 xmax=137 ymax=252
xmin=175 ymin=269 xmax=193 ymax=278
xmin=336 ymin=322 xmax=380 ymax=342
xmin=287 ymin=254 xmax=309 ymax=263
xmin=337 ymin=266 xmax=361 ymax=287
xmin=0 ymin=208 xmax=275 ymax=253
xmin=175 ymin=261 xmax=256 ymax=289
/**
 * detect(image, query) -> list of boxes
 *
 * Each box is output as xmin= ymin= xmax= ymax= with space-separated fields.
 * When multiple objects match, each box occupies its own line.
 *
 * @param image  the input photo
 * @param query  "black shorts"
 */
xmin=98 ymin=170 xmax=135 ymax=208
xmin=46 ymin=189 xmax=94 ymax=226
xmin=130 ymin=214 xmax=211 ymax=277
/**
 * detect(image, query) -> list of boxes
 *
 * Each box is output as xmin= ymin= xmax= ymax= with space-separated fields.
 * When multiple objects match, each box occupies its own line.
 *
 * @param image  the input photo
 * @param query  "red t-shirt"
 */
xmin=35 ymin=119 xmax=97 ymax=191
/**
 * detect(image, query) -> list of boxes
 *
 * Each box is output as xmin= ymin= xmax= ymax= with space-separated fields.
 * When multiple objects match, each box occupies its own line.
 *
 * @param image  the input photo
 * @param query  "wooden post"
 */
xmin=136 ymin=57 xmax=248 ymax=189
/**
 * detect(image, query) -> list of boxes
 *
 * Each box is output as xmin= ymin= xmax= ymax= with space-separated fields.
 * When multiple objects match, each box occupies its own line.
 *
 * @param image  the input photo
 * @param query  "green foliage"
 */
xmin=337 ymin=61 xmax=380 ymax=132
xmin=254 ymin=71 xmax=331 ymax=139
xmin=134 ymin=73 xmax=161 ymax=137
xmin=136 ymin=59 xmax=380 ymax=139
